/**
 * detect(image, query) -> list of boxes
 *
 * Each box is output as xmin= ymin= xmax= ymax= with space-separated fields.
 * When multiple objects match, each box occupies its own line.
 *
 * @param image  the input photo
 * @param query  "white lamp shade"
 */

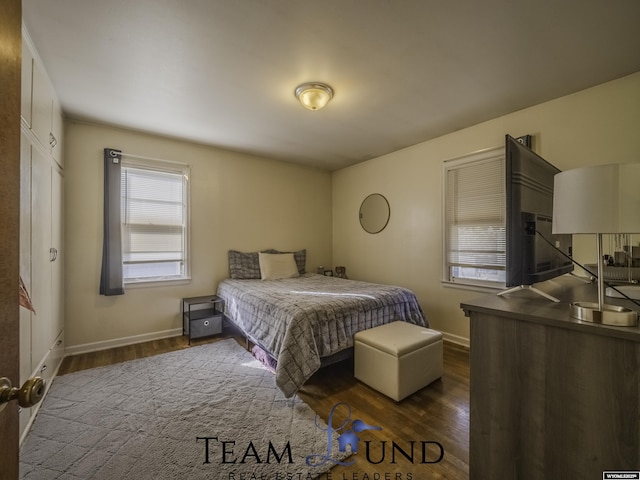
xmin=553 ymin=163 xmax=640 ymax=234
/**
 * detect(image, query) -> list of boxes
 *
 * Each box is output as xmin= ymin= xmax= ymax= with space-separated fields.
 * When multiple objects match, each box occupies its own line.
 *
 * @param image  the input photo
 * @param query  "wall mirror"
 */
xmin=359 ymin=193 xmax=390 ymax=234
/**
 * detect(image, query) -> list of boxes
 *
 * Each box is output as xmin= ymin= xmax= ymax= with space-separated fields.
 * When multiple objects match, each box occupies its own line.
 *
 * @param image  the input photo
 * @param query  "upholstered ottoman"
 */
xmin=354 ymin=321 xmax=443 ymax=401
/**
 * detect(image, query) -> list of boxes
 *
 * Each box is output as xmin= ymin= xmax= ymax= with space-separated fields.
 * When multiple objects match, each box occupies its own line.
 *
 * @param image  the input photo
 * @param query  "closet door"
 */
xmin=30 ymin=146 xmax=53 ymax=366
xmin=30 ymin=60 xmax=53 ymax=149
xmin=19 ymin=133 xmax=32 ymax=379
xmin=51 ymin=98 xmax=63 ymax=167
xmin=19 ymin=133 xmax=34 ymax=436
xmin=21 ymin=39 xmax=33 ymax=127
xmin=51 ymin=168 xmax=63 ymax=340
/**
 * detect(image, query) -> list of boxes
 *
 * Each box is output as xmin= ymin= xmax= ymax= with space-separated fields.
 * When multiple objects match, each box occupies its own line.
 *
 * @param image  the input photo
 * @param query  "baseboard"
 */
xmin=65 ymin=327 xmax=468 ymax=358
xmin=441 ymin=331 xmax=470 ymax=349
xmin=64 ymin=328 xmax=183 ymax=356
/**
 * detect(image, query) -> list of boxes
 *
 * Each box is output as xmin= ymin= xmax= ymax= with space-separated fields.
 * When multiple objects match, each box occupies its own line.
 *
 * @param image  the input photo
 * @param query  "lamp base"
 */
xmin=569 ymin=302 xmax=638 ymax=326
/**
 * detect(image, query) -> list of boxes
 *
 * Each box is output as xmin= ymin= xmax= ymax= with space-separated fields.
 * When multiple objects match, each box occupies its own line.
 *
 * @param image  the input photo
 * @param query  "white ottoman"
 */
xmin=354 ymin=321 xmax=443 ymax=401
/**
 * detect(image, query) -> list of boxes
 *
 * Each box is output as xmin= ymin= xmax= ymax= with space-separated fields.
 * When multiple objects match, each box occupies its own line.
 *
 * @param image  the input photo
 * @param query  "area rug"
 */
xmin=20 ymin=339 xmax=350 ymax=479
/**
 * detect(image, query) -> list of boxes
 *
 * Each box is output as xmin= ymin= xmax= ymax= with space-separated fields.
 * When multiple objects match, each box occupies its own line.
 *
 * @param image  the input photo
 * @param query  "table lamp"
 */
xmin=553 ymin=163 xmax=640 ymax=326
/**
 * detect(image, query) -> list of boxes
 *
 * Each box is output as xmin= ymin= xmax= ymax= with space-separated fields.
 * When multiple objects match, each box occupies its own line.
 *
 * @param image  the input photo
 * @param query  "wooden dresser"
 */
xmin=461 ymin=276 xmax=640 ymax=479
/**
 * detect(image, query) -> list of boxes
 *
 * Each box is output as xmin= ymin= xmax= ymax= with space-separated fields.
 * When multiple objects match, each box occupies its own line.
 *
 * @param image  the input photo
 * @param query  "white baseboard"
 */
xmin=441 ymin=331 xmax=470 ymax=349
xmin=64 ymin=328 xmax=183 ymax=357
xmin=64 ymin=325 xmax=469 ymax=357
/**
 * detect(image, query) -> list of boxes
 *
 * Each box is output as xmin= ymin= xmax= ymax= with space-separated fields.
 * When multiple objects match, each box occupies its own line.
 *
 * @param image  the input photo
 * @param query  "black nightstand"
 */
xmin=182 ymin=295 xmax=225 ymax=344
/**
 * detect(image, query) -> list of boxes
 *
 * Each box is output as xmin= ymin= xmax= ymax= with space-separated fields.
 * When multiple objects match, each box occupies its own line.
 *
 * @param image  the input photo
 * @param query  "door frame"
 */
xmin=0 ymin=0 xmax=23 ymax=478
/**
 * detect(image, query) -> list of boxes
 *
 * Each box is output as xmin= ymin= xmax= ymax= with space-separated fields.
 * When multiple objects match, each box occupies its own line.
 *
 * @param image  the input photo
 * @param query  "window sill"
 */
xmin=441 ymin=280 xmax=503 ymax=295
xmin=124 ymin=277 xmax=191 ymax=289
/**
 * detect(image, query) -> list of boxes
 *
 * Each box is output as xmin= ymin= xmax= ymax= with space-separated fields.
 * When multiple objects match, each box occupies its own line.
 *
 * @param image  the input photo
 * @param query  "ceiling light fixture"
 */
xmin=294 ymin=82 xmax=334 ymax=111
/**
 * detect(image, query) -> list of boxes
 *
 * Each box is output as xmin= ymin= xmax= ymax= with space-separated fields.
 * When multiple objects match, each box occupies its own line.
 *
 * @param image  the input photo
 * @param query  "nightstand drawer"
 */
xmin=187 ymin=314 xmax=223 ymax=339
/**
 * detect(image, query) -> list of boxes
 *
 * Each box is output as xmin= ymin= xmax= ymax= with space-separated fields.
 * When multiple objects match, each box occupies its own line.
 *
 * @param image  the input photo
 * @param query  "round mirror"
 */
xmin=359 ymin=193 xmax=390 ymax=234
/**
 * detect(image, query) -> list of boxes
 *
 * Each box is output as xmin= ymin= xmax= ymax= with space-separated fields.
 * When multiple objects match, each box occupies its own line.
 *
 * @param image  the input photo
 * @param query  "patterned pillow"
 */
xmin=228 ymin=250 xmax=261 ymax=279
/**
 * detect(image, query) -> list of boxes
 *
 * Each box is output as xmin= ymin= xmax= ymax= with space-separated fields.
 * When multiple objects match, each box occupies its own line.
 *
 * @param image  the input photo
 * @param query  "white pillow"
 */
xmin=258 ymin=252 xmax=300 ymax=280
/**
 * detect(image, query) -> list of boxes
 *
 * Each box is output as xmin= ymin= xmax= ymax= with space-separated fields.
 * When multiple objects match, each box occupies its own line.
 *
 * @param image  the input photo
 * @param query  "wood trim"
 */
xmin=0 ymin=1 xmax=23 ymax=477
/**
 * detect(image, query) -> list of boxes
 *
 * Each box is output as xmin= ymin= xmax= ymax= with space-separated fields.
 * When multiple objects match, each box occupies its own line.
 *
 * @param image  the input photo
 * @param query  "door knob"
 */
xmin=0 ymin=377 xmax=45 ymax=413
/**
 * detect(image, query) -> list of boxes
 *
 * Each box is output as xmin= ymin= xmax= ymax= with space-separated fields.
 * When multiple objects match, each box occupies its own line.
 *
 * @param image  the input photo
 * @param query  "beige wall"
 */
xmin=64 ymin=121 xmax=332 ymax=351
xmin=332 ymin=72 xmax=640 ymax=345
xmin=64 ymin=72 xmax=640 ymax=351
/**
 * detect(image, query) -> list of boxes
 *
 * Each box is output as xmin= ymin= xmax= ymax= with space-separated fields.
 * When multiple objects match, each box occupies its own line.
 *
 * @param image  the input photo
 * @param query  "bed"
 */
xmin=217 ymin=250 xmax=427 ymax=397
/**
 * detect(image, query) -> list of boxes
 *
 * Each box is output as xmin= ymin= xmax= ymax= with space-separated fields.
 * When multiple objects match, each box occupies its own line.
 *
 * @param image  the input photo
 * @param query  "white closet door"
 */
xmin=30 ymin=60 xmax=52 ymax=149
xmin=19 ymin=132 xmax=33 ymax=381
xmin=21 ymin=40 xmax=33 ymax=127
xmin=30 ymin=146 xmax=53 ymax=366
xmin=51 ymin=168 xmax=63 ymax=340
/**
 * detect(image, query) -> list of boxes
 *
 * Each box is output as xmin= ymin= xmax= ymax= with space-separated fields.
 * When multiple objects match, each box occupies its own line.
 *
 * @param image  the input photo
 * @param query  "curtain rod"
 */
xmin=108 ymin=149 xmax=189 ymax=167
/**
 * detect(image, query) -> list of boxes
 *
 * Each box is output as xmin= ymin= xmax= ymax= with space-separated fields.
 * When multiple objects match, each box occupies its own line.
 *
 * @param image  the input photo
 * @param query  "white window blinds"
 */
xmin=443 ymin=149 xmax=506 ymax=287
xmin=121 ymin=162 xmax=189 ymax=282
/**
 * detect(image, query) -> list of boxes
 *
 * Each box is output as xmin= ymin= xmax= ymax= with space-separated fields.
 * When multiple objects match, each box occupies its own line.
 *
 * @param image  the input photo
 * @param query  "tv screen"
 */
xmin=505 ymin=135 xmax=573 ymax=288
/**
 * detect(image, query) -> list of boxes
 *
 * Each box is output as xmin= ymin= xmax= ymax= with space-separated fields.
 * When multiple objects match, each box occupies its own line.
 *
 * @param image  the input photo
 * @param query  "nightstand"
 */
xmin=182 ymin=295 xmax=224 ymax=344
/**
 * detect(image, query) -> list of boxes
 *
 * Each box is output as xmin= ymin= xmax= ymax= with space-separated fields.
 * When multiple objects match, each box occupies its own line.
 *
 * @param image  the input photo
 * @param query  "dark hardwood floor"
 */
xmin=58 ymin=331 xmax=470 ymax=479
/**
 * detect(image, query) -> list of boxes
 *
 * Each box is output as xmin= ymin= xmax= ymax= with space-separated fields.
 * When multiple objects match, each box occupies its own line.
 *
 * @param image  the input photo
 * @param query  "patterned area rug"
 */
xmin=20 ymin=339 xmax=350 ymax=479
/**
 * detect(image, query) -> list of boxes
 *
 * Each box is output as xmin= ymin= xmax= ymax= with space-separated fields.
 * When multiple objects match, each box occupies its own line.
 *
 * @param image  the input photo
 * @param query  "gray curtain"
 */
xmin=99 ymin=148 xmax=124 ymax=295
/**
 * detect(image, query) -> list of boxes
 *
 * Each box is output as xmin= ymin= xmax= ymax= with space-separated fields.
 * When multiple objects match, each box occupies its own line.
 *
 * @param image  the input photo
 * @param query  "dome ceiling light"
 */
xmin=294 ymin=82 xmax=334 ymax=111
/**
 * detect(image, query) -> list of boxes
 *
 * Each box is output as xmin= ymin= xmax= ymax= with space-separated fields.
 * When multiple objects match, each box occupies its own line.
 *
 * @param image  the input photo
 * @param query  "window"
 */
xmin=443 ymin=147 xmax=506 ymax=288
xmin=120 ymin=160 xmax=189 ymax=283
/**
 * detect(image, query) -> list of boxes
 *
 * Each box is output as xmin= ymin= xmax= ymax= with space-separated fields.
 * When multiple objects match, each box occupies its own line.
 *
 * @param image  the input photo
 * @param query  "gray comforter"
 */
xmin=217 ymin=273 xmax=427 ymax=397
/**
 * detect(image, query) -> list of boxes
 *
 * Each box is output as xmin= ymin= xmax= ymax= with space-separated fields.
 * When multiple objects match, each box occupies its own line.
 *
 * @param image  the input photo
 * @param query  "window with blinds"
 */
xmin=443 ymin=147 xmax=506 ymax=287
xmin=121 ymin=161 xmax=189 ymax=283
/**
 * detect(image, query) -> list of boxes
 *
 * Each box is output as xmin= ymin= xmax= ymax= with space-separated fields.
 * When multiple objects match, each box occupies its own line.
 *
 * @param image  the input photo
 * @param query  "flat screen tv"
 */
xmin=504 ymin=134 xmax=574 ymax=289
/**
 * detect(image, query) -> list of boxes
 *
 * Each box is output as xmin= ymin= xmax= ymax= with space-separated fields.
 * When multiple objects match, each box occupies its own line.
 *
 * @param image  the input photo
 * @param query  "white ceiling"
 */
xmin=22 ymin=0 xmax=640 ymax=171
